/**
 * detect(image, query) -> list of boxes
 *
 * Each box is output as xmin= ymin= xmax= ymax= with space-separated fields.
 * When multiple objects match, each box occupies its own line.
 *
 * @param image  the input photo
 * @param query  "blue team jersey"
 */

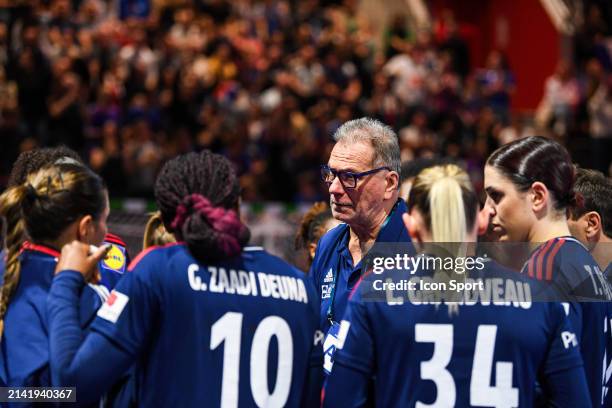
xmin=522 ymin=237 xmax=612 ymax=407
xmin=0 ymin=244 xmax=105 ymax=390
xmin=325 ymin=259 xmax=586 ymax=407
xmin=90 ymin=243 xmax=322 ymax=407
xmin=309 ymin=199 xmax=411 ymax=335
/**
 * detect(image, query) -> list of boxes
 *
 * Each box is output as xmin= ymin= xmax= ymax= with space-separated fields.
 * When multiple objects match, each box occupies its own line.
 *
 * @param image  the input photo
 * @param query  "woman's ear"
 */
xmin=530 ymin=181 xmax=549 ymax=213
xmin=402 ymin=212 xmax=421 ymax=243
xmin=477 ymin=207 xmax=491 ymax=236
xmin=308 ymin=242 xmax=317 ymax=261
xmin=77 ymin=214 xmax=94 ymax=243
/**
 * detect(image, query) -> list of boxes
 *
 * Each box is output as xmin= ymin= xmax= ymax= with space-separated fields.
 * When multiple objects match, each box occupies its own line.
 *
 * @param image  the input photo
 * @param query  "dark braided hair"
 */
xmin=7 ymin=146 xmax=83 ymax=187
xmin=487 ymin=136 xmax=579 ymax=211
xmin=154 ymin=150 xmax=250 ymax=263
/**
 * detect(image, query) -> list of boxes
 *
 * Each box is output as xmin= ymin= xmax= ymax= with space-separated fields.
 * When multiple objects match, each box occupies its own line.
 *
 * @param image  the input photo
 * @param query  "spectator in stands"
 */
xmin=537 ymin=60 xmax=581 ymax=135
xmin=3 ymin=0 xmax=603 ymax=203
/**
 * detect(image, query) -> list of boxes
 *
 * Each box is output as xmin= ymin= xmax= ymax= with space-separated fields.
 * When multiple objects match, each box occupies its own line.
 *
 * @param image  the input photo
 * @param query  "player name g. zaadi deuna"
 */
xmin=187 ymin=264 xmax=310 ymax=303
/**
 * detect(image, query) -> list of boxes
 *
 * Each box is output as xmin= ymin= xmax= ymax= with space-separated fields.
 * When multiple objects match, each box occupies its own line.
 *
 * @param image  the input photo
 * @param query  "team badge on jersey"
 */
xmin=100 ymin=244 xmax=127 ymax=274
xmin=97 ymin=290 xmax=129 ymax=323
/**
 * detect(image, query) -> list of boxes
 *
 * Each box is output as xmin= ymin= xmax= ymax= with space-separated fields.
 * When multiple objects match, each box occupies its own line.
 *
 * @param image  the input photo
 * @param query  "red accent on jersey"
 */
xmin=349 ymin=269 xmax=373 ymax=300
xmin=107 ymin=292 xmax=117 ymax=306
xmin=128 ymin=242 xmax=184 ymax=272
xmin=104 ymin=233 xmax=127 ymax=247
xmin=21 ymin=241 xmax=61 ymax=258
xmin=545 ymin=239 xmax=566 ymax=281
xmin=536 ymin=240 xmax=555 ymax=280
xmin=528 ymin=244 xmax=546 ymax=278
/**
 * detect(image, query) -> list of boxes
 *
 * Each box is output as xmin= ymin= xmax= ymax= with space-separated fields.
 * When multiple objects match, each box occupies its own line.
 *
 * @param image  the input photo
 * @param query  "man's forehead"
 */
xmin=328 ymin=141 xmax=374 ymax=170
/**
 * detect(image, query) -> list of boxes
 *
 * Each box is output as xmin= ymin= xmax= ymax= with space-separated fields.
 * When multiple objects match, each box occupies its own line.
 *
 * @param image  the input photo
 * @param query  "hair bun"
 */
xmin=24 ymin=184 xmax=39 ymax=202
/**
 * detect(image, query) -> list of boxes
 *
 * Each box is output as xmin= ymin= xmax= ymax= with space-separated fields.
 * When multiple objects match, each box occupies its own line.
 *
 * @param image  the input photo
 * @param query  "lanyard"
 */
xmin=325 ymin=208 xmax=397 ymax=325
xmin=326 ymin=265 xmax=339 ymax=325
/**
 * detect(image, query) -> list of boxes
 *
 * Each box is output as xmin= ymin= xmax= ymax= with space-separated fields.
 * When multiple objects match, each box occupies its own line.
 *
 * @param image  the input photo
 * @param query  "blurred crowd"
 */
xmin=0 ymin=0 xmax=610 ymax=201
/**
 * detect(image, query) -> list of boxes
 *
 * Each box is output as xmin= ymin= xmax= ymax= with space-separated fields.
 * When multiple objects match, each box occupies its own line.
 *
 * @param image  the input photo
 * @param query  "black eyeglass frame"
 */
xmin=320 ymin=165 xmax=392 ymax=189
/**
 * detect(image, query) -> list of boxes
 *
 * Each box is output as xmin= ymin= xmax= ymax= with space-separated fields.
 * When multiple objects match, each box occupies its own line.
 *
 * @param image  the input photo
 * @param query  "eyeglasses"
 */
xmin=320 ymin=165 xmax=391 ymax=189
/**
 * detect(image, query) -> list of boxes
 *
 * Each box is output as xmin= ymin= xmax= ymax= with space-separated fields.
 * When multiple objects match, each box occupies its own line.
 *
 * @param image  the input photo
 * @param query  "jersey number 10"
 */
xmin=416 ymin=323 xmax=519 ymax=408
xmin=211 ymin=312 xmax=294 ymax=408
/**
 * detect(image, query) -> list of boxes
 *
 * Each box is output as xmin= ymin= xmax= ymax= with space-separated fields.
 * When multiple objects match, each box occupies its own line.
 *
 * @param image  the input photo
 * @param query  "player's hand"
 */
xmin=55 ymin=241 xmax=110 ymax=283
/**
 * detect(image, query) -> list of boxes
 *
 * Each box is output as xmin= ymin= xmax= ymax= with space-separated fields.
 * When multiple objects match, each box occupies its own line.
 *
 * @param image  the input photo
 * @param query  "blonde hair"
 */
xmin=408 ymin=164 xmax=479 ymax=315
xmin=143 ymin=211 xmax=176 ymax=250
xmin=408 ymin=164 xmax=477 ymax=242
xmin=0 ymin=164 xmax=106 ymax=338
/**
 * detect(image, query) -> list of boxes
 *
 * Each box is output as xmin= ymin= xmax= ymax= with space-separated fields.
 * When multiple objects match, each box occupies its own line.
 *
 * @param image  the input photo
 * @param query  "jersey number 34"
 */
xmin=416 ymin=323 xmax=519 ymax=408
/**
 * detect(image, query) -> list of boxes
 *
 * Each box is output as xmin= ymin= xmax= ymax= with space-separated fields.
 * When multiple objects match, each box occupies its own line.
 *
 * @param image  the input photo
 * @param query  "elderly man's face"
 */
xmin=327 ymin=141 xmax=392 ymax=226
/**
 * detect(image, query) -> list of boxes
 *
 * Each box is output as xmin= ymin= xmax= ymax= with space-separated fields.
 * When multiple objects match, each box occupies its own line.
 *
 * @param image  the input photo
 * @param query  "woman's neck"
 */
xmin=528 ymin=217 xmax=571 ymax=244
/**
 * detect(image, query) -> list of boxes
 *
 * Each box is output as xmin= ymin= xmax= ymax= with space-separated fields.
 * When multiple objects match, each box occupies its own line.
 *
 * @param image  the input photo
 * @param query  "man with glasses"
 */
xmin=311 ymin=117 xmax=411 ymax=375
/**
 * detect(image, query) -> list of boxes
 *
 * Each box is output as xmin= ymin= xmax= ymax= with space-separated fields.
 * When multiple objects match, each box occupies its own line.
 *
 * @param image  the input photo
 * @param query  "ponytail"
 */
xmin=0 ymin=185 xmax=28 ymax=338
xmin=143 ymin=211 xmax=176 ymax=250
xmin=429 ymin=176 xmax=468 ymax=242
xmin=407 ymin=164 xmax=479 ymax=316
xmin=171 ymin=194 xmax=249 ymax=261
xmin=407 ymin=164 xmax=478 ymax=243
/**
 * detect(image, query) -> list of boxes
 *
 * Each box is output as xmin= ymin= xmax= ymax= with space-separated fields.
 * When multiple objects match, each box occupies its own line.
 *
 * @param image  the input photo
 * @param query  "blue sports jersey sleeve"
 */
xmin=541 ymin=303 xmax=585 ymax=376
xmin=537 ymin=303 xmax=591 ymax=406
xmin=90 ymin=253 xmax=161 ymax=354
xmin=47 ymin=271 xmax=137 ymax=405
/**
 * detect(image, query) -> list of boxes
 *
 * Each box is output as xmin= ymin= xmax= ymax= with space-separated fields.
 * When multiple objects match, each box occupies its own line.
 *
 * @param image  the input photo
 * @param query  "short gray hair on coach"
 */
xmin=333 ymin=117 xmax=401 ymax=178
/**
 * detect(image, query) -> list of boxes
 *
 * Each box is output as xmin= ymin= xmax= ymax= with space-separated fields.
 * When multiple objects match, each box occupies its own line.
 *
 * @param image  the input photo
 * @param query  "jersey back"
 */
xmin=92 ymin=244 xmax=322 ymax=407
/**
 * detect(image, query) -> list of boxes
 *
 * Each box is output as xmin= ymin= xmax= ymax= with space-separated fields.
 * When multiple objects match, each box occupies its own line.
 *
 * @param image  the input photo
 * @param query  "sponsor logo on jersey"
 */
xmin=561 ymin=331 xmax=578 ymax=349
xmin=321 ymin=284 xmax=333 ymax=299
xmin=324 ymin=269 xmax=334 ymax=283
xmin=97 ymin=290 xmax=129 ymax=323
xmin=100 ymin=244 xmax=126 ymax=273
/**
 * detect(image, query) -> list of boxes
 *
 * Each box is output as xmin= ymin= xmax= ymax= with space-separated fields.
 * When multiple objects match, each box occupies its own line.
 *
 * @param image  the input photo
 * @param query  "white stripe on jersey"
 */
xmin=88 ymin=283 xmax=110 ymax=302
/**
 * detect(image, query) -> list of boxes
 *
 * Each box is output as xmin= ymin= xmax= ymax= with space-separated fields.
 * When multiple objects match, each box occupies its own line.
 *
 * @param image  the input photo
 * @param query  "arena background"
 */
xmin=1 ymin=0 xmax=610 ymax=269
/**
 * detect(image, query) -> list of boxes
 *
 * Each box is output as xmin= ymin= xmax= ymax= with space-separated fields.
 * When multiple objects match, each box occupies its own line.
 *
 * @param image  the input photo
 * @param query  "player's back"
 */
xmin=95 ymin=244 xmax=320 ymax=407
xmin=330 ymin=259 xmax=585 ymax=407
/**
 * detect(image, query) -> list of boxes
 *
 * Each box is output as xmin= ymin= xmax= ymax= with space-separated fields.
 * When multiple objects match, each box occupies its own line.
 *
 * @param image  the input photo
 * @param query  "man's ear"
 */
xmin=77 ymin=215 xmax=94 ymax=243
xmin=585 ymin=211 xmax=602 ymax=240
xmin=530 ymin=182 xmax=548 ymax=213
xmin=385 ymin=171 xmax=400 ymax=198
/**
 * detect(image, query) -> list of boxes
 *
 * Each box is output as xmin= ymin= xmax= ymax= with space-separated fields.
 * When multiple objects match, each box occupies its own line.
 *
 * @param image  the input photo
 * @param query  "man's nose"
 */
xmin=328 ymin=176 xmax=345 ymax=195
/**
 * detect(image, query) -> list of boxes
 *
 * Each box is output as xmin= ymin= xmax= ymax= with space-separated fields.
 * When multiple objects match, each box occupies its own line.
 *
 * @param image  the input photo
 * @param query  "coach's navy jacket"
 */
xmin=309 ymin=198 xmax=411 ymax=335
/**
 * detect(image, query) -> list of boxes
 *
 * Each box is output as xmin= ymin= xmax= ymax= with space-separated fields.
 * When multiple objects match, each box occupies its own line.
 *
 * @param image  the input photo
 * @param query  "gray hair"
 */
xmin=333 ymin=117 xmax=401 ymax=177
